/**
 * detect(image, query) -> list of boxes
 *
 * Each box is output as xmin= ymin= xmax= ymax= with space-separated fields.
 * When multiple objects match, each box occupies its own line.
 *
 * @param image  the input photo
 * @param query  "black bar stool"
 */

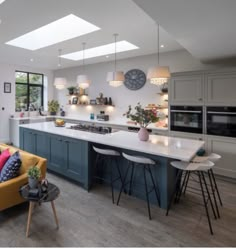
xmin=166 ymin=160 xmax=217 ymax=235
xmin=180 ymin=153 xmax=223 ymax=219
xmin=117 ymin=152 xmax=160 ymax=220
xmin=93 ymin=146 xmax=123 ymax=204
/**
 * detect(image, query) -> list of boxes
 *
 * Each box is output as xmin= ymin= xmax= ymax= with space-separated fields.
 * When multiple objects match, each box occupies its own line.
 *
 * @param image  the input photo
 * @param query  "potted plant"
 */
xmin=124 ymin=103 xmax=159 ymax=141
xmin=48 ymin=100 xmax=60 ymax=115
xmin=67 ymin=86 xmax=77 ymax=95
xmin=27 ymin=166 xmax=41 ymax=189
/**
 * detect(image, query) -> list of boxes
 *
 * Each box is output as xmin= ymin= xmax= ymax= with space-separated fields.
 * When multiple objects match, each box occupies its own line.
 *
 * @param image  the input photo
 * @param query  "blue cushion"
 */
xmin=0 ymin=151 xmax=22 ymax=182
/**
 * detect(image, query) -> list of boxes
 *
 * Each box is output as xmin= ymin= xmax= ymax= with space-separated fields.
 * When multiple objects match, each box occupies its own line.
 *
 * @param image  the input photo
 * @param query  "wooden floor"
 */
xmin=0 ymin=172 xmax=235 ymax=247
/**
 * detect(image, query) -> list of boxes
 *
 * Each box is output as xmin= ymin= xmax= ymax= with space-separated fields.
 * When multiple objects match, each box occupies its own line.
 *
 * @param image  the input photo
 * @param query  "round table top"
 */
xmin=19 ymin=182 xmax=60 ymax=203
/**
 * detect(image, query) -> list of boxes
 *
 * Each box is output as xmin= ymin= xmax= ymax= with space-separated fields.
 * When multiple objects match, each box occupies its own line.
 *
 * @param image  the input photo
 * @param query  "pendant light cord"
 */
xmin=157 ymin=23 xmax=160 ymax=65
xmin=82 ymin=42 xmax=86 ymax=73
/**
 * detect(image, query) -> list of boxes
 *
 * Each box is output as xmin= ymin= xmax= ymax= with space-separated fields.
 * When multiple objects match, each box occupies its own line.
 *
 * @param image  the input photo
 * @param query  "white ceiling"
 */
xmin=134 ymin=0 xmax=236 ymax=62
xmin=0 ymin=0 xmax=182 ymax=70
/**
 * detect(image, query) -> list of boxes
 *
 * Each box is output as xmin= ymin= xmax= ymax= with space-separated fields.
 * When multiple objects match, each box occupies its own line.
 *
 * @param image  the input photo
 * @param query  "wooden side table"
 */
xmin=19 ymin=183 xmax=60 ymax=237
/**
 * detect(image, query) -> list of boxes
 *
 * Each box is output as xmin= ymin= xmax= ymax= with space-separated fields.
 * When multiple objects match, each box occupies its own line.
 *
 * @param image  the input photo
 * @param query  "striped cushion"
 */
xmin=0 ymin=151 xmax=22 ymax=182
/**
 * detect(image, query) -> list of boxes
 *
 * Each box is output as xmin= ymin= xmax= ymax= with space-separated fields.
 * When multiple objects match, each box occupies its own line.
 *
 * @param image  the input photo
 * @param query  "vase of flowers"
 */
xmin=124 ymin=103 xmax=159 ymax=141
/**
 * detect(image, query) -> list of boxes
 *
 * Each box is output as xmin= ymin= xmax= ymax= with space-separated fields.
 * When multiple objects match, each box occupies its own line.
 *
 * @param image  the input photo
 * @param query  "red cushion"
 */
xmin=0 ymin=149 xmax=11 ymax=172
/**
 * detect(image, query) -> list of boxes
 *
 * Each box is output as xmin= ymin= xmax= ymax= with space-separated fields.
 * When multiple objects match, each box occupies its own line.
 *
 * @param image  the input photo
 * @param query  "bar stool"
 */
xmin=117 ymin=152 xmax=160 ymax=220
xmin=93 ymin=146 xmax=123 ymax=204
xmin=166 ymin=160 xmax=217 ymax=235
xmin=182 ymin=153 xmax=223 ymax=208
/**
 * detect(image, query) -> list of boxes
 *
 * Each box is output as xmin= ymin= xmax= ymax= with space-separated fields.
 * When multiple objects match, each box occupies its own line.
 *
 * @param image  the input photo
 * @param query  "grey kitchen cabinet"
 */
xmin=20 ymin=128 xmax=88 ymax=186
xmin=206 ymin=135 xmax=236 ymax=179
xmin=170 ymin=74 xmax=204 ymax=105
xmin=206 ymin=72 xmax=236 ymax=105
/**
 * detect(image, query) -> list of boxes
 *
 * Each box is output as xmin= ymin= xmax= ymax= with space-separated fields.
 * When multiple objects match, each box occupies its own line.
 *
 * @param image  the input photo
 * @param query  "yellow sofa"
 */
xmin=0 ymin=144 xmax=47 ymax=211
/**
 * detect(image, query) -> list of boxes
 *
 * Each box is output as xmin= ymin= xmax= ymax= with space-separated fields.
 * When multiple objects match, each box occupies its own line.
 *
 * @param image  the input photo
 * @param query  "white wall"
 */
xmin=53 ymin=49 xmax=220 ymax=121
xmin=0 ymin=63 xmax=54 ymax=142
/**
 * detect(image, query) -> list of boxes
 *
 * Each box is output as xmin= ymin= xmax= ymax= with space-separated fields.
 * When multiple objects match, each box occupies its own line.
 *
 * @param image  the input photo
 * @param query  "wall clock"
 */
xmin=124 ymin=69 xmax=146 ymax=90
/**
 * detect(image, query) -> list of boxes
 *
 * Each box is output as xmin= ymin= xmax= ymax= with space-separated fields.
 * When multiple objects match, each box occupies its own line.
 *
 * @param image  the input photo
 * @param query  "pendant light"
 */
xmin=147 ymin=23 xmax=170 ymax=85
xmin=54 ymin=49 xmax=67 ymax=90
xmin=106 ymin=34 xmax=124 ymax=87
xmin=77 ymin=42 xmax=90 ymax=89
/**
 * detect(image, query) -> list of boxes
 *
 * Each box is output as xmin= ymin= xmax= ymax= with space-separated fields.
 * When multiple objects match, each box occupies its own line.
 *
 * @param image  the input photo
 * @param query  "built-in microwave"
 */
xmin=170 ymin=106 xmax=203 ymax=134
xmin=207 ymin=106 xmax=236 ymax=137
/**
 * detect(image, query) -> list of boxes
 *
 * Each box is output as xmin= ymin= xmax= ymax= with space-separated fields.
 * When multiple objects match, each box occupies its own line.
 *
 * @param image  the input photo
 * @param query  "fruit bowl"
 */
xmin=54 ymin=119 xmax=66 ymax=127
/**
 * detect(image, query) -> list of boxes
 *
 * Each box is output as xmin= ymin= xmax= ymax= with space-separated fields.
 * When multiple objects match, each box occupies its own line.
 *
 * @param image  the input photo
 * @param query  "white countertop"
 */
xmin=20 ymin=122 xmax=204 ymax=162
xmin=11 ymin=115 xmax=168 ymax=131
xmin=10 ymin=116 xmax=47 ymax=121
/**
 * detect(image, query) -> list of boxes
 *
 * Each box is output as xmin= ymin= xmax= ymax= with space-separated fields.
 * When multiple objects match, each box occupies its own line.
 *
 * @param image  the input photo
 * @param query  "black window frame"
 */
xmin=15 ymin=70 xmax=44 ymax=111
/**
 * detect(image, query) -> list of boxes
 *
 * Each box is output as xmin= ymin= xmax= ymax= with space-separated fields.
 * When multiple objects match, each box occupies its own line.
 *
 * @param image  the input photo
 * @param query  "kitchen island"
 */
xmin=19 ymin=122 xmax=204 ymax=209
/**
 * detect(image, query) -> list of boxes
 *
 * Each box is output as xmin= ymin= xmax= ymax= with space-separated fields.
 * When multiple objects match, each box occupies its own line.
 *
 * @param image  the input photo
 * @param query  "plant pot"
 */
xmin=28 ymin=177 xmax=39 ymax=189
xmin=50 ymin=111 xmax=56 ymax=116
xmin=138 ymin=127 xmax=149 ymax=141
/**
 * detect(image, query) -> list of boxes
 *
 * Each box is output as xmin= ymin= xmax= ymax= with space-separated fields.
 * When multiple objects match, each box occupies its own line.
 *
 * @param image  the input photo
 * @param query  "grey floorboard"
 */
xmin=0 ymin=173 xmax=235 ymax=247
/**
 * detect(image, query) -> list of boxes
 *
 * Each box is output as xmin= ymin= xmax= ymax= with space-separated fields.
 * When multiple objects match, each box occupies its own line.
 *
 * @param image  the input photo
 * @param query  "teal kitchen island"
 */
xmin=19 ymin=122 xmax=204 ymax=209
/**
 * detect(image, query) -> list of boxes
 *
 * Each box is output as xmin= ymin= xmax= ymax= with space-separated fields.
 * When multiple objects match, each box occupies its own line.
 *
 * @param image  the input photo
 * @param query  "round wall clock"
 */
xmin=124 ymin=69 xmax=146 ymax=90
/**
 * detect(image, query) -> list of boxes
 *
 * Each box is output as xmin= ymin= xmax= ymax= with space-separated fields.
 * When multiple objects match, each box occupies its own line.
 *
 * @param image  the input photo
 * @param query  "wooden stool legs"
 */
xmin=51 ymin=201 xmax=59 ymax=229
xmin=26 ymin=201 xmax=59 ymax=237
xmin=26 ymin=202 xmax=35 ymax=237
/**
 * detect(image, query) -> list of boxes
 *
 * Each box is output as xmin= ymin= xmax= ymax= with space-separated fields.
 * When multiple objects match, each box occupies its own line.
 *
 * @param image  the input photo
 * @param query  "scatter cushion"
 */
xmin=0 ymin=149 xmax=11 ymax=173
xmin=0 ymin=151 xmax=22 ymax=182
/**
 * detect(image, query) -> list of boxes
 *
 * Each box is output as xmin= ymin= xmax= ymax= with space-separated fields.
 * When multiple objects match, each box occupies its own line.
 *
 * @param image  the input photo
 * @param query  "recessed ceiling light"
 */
xmin=30 ymin=58 xmax=34 ymax=62
xmin=106 ymin=55 xmax=109 ymax=58
xmin=61 ymin=41 xmax=139 ymax=61
xmin=160 ymin=45 xmax=164 ymax=48
xmin=6 ymin=14 xmax=100 ymax=50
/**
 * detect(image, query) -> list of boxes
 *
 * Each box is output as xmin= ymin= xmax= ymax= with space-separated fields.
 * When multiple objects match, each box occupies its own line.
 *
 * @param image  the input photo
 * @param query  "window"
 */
xmin=15 ymin=71 xmax=44 ymax=111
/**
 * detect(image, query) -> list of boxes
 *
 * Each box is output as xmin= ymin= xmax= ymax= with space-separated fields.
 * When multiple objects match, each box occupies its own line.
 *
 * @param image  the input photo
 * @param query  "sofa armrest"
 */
xmin=0 ymin=173 xmax=28 ymax=193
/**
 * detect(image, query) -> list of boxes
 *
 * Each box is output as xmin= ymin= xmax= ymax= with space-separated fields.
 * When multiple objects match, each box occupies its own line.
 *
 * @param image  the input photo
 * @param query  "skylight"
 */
xmin=61 ymin=41 xmax=139 ymax=61
xmin=6 ymin=14 xmax=100 ymax=50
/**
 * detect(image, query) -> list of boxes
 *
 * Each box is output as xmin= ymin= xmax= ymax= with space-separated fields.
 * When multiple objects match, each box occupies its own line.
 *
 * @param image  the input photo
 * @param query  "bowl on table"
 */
xmin=54 ymin=119 xmax=66 ymax=127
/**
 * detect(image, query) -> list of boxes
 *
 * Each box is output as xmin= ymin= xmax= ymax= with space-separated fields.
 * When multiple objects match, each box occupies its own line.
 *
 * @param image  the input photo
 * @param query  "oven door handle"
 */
xmin=170 ymin=110 xmax=202 ymax=113
xmin=207 ymin=111 xmax=236 ymax=115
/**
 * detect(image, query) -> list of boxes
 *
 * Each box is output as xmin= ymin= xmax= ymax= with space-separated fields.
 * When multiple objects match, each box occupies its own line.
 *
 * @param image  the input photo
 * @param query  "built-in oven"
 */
xmin=170 ymin=106 xmax=203 ymax=134
xmin=207 ymin=106 xmax=236 ymax=137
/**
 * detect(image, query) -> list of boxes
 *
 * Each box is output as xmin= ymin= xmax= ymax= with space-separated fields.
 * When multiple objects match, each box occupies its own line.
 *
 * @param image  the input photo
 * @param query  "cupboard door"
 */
xmin=48 ymin=135 xmax=65 ymax=174
xmin=206 ymin=73 xmax=236 ymax=105
xmin=64 ymin=138 xmax=88 ymax=182
xmin=207 ymin=136 xmax=236 ymax=178
xmin=20 ymin=128 xmax=35 ymax=154
xmin=170 ymin=75 xmax=203 ymax=104
xmin=34 ymin=131 xmax=49 ymax=159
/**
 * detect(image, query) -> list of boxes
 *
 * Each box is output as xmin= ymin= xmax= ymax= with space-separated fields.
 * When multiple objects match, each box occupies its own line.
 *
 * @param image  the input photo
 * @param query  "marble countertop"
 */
xmin=11 ymin=115 xmax=168 ymax=131
xmin=20 ymin=122 xmax=204 ymax=162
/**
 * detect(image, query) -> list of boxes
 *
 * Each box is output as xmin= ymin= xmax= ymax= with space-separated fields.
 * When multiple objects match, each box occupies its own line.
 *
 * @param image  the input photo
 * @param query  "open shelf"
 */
xmin=67 ymin=104 xmax=115 ymax=107
xmin=145 ymin=105 xmax=168 ymax=110
xmin=66 ymin=94 xmax=88 ymax=97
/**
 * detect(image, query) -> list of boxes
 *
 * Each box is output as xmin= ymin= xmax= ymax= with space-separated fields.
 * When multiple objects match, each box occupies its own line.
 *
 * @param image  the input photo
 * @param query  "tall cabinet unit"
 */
xmin=206 ymin=72 xmax=236 ymax=105
xmin=170 ymin=73 xmax=204 ymax=105
xmin=169 ymin=69 xmax=236 ymax=179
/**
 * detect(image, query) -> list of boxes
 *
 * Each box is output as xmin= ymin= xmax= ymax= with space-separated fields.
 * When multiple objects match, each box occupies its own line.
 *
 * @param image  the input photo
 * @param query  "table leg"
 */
xmin=51 ymin=201 xmax=59 ymax=229
xmin=26 ymin=202 xmax=35 ymax=237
